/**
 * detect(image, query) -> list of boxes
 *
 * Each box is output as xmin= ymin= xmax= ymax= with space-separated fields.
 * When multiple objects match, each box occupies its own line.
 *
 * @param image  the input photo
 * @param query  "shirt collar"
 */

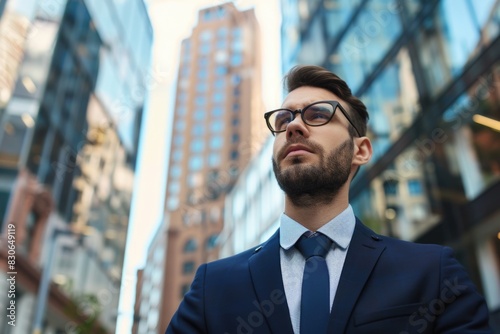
xmin=279 ymin=205 xmax=356 ymax=251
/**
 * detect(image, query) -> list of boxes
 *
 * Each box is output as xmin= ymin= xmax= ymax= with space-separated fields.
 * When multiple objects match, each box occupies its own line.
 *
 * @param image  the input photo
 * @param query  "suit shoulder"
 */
xmin=205 ymin=244 xmax=260 ymax=270
xmin=357 ymin=220 xmax=447 ymax=254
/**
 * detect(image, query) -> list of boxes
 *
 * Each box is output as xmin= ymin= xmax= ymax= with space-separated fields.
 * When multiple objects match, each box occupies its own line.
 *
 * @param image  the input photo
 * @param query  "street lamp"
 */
xmin=32 ymin=228 xmax=83 ymax=334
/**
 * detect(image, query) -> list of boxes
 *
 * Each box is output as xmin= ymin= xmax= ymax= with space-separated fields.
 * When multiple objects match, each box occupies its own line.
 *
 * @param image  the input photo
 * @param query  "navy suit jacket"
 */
xmin=166 ymin=220 xmax=491 ymax=333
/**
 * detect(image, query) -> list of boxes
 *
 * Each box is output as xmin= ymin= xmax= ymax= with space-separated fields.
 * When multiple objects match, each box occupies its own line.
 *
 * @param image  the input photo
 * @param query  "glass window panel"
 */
xmin=213 ymin=92 xmax=225 ymax=103
xmin=217 ymin=27 xmax=228 ymax=37
xmin=190 ymin=140 xmax=204 ymax=152
xmin=210 ymin=136 xmax=223 ymax=149
xmin=192 ymin=124 xmax=205 ymax=136
xmin=331 ymin=0 xmax=402 ymax=92
xmin=324 ymin=0 xmax=359 ymax=39
xmin=438 ymin=63 xmax=500 ymax=199
xmin=175 ymin=120 xmax=186 ymax=131
xmin=230 ymin=53 xmax=242 ymax=66
xmin=169 ymin=181 xmax=180 ymax=194
xmin=212 ymin=106 xmax=223 ymax=117
xmin=408 ymin=179 xmax=423 ymax=195
xmin=189 ymin=155 xmax=203 ymax=171
xmin=361 ymin=47 xmax=420 ymax=163
xmin=199 ymin=43 xmax=211 ymax=55
xmin=182 ymin=261 xmax=195 ymax=274
xmin=416 ymin=0 xmax=497 ymax=95
xmin=210 ymin=121 xmax=223 ymax=133
xmin=170 ymin=165 xmax=182 ymax=178
xmin=193 ymin=110 xmax=206 ymax=121
xmin=199 ymin=30 xmax=212 ymax=41
xmin=172 ymin=149 xmax=183 ymax=162
xmin=208 ymin=153 xmax=220 ymax=167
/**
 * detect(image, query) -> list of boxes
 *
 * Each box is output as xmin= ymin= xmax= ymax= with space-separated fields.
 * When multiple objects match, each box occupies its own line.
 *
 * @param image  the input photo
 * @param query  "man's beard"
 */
xmin=272 ymin=138 xmax=354 ymax=207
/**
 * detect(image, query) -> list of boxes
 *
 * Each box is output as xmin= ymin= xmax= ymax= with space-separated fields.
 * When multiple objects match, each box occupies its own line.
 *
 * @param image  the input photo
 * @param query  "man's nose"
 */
xmin=286 ymin=114 xmax=308 ymax=138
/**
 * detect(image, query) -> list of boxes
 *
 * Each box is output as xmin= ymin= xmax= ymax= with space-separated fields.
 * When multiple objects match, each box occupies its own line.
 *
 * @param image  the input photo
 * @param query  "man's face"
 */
xmin=271 ymin=86 xmax=355 ymax=206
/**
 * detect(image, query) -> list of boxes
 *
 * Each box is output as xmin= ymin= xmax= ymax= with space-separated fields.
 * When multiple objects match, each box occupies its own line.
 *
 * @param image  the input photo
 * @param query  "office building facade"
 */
xmin=280 ymin=0 xmax=500 ymax=328
xmin=0 ymin=0 xmax=152 ymax=332
xmin=134 ymin=3 xmax=266 ymax=332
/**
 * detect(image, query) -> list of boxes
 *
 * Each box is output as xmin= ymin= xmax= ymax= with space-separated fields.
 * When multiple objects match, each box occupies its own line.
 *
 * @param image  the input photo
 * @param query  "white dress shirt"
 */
xmin=279 ymin=205 xmax=356 ymax=334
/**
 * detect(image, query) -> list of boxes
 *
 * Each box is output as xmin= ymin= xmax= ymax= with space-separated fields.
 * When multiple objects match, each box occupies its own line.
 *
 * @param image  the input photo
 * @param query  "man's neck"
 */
xmin=283 ymin=192 xmax=350 ymax=231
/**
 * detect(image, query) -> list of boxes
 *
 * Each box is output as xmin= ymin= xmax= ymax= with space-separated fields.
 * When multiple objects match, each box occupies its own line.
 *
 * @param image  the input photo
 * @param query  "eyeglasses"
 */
xmin=264 ymin=100 xmax=361 ymax=136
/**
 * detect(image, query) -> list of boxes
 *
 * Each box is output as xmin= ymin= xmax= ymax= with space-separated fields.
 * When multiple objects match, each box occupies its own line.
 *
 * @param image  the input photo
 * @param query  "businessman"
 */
xmin=166 ymin=65 xmax=491 ymax=333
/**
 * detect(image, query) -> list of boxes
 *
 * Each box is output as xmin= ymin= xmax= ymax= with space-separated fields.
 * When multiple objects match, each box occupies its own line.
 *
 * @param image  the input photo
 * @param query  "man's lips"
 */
xmin=282 ymin=144 xmax=314 ymax=159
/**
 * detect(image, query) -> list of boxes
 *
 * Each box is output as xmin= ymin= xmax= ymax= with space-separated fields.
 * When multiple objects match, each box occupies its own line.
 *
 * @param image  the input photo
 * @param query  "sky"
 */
xmin=116 ymin=1 xmax=282 ymax=332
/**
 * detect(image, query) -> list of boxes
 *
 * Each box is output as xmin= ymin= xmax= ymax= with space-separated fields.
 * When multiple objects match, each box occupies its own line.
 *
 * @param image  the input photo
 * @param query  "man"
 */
xmin=166 ymin=65 xmax=491 ymax=333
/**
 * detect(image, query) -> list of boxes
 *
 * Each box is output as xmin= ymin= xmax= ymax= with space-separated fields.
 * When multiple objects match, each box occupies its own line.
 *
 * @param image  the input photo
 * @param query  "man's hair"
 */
xmin=284 ymin=65 xmax=369 ymax=137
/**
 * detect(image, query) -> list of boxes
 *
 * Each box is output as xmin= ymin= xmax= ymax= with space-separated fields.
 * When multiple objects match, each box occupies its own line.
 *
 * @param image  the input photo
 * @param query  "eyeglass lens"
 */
xmin=270 ymin=102 xmax=335 ymax=132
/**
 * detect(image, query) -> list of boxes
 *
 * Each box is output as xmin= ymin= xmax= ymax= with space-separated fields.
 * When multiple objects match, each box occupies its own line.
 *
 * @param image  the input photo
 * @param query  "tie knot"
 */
xmin=295 ymin=232 xmax=332 ymax=259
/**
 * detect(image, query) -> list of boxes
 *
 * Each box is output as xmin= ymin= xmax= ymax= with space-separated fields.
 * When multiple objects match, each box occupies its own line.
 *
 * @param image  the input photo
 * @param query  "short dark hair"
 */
xmin=284 ymin=65 xmax=369 ymax=136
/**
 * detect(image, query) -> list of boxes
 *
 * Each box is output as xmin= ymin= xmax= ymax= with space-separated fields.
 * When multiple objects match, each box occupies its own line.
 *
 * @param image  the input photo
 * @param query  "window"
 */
xmin=193 ymin=110 xmax=206 ymax=121
xmin=408 ymin=179 xmax=423 ymax=195
xmin=170 ymin=165 xmax=182 ymax=178
xmin=189 ymin=156 xmax=203 ymax=171
xmin=217 ymin=27 xmax=227 ymax=37
xmin=198 ymin=69 xmax=208 ymax=79
xmin=230 ymin=150 xmax=239 ymax=160
xmin=169 ymin=181 xmax=180 ymax=194
xmin=214 ymin=78 xmax=225 ymax=90
xmin=230 ymin=53 xmax=242 ymax=66
xmin=175 ymin=120 xmax=186 ymax=132
xmin=181 ymin=284 xmax=190 ymax=298
xmin=195 ymin=96 xmax=207 ymax=106
xmin=231 ymin=74 xmax=241 ymax=85
xmin=198 ymin=56 xmax=209 ymax=67
xmin=199 ymin=43 xmax=210 ymax=55
xmin=212 ymin=106 xmax=223 ymax=117
xmin=183 ymin=239 xmax=198 ymax=253
xmin=210 ymin=136 xmax=223 ymax=149
xmin=383 ymin=179 xmax=398 ymax=196
xmin=191 ymin=124 xmax=205 ymax=136
xmin=215 ymin=65 xmax=227 ymax=76
xmin=210 ymin=121 xmax=223 ymax=133
xmin=177 ymin=106 xmax=187 ymax=115
xmin=208 ymin=153 xmax=220 ymax=167
xmin=172 ymin=149 xmax=183 ymax=162
xmin=199 ymin=30 xmax=212 ymax=41
xmin=213 ymin=92 xmax=225 ymax=103
xmin=167 ymin=196 xmax=179 ymax=210
xmin=217 ymin=39 xmax=227 ymax=49
xmin=190 ymin=140 xmax=204 ymax=152
xmin=206 ymin=235 xmax=218 ymax=249
xmin=232 ymin=133 xmax=239 ymax=143
xmin=196 ymin=82 xmax=208 ymax=93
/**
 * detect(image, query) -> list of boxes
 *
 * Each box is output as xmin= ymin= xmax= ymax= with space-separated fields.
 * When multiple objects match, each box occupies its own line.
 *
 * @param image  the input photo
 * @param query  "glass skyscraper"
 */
xmin=0 ymin=0 xmax=152 ymax=332
xmin=280 ymin=0 xmax=500 ymax=328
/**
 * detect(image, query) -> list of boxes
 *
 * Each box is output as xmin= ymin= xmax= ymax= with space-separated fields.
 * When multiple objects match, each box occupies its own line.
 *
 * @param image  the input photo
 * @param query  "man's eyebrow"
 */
xmin=281 ymin=101 xmax=318 ymax=109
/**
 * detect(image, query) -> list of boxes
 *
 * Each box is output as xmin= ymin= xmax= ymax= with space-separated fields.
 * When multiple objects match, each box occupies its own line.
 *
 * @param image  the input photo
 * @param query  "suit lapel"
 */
xmin=328 ymin=219 xmax=386 ymax=333
xmin=248 ymin=230 xmax=294 ymax=334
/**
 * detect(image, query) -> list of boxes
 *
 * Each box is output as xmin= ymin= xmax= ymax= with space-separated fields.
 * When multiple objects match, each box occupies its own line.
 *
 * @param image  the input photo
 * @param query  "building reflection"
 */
xmin=0 ymin=0 xmax=152 ymax=332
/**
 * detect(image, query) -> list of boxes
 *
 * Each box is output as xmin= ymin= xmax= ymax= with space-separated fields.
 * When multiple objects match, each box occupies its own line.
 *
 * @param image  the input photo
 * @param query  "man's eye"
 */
xmin=274 ymin=112 xmax=291 ymax=129
xmin=306 ymin=107 xmax=331 ymax=121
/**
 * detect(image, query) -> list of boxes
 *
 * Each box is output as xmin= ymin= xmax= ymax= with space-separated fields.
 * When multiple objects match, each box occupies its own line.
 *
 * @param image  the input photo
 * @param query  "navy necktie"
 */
xmin=295 ymin=232 xmax=333 ymax=334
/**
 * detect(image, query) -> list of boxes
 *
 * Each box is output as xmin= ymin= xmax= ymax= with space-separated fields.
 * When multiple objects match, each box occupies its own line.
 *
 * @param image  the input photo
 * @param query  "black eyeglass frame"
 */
xmin=264 ymin=100 xmax=361 ymax=137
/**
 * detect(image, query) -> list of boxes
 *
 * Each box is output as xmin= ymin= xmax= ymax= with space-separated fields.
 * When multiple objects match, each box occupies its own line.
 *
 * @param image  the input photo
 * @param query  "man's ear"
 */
xmin=352 ymin=136 xmax=372 ymax=167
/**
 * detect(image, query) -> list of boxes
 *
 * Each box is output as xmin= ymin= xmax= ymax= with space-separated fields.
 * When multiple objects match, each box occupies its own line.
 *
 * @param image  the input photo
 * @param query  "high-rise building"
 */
xmin=134 ymin=3 xmax=266 ymax=332
xmin=0 ymin=0 xmax=152 ymax=332
xmin=273 ymin=0 xmax=500 ymax=328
